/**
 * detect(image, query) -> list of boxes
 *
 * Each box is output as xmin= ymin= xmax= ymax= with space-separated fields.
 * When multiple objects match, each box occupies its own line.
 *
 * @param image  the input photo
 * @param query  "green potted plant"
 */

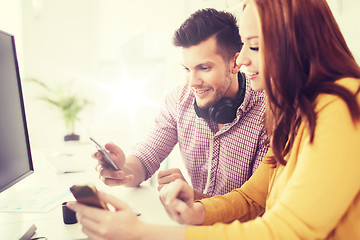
xmin=29 ymin=78 xmax=89 ymax=141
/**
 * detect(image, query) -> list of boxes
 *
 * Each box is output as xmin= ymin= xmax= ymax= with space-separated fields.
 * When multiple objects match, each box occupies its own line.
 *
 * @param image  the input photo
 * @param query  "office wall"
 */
xmin=328 ymin=0 xmax=360 ymax=62
xmin=12 ymin=0 xmax=360 ymax=153
xmin=21 ymin=0 xmax=99 ymax=149
xmin=0 ymin=0 xmax=23 ymax=71
xmin=20 ymin=0 xmax=180 ymax=151
xmin=20 ymin=0 xmax=242 ymax=151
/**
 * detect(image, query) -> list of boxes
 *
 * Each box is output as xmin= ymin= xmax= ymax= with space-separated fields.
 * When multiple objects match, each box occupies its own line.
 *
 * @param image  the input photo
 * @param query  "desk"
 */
xmin=0 ymin=149 xmax=177 ymax=240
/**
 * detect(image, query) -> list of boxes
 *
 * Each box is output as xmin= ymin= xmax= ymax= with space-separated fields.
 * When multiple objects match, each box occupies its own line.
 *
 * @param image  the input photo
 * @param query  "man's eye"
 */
xmin=250 ymin=47 xmax=259 ymax=51
xmin=183 ymin=67 xmax=190 ymax=72
xmin=200 ymin=66 xmax=211 ymax=71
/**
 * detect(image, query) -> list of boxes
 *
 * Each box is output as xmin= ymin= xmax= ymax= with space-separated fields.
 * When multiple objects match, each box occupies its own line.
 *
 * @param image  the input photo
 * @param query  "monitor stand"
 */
xmin=18 ymin=223 xmax=37 ymax=240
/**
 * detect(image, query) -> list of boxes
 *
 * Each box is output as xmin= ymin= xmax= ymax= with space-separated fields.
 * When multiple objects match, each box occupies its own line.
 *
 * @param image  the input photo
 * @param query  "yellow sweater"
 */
xmin=186 ymin=78 xmax=360 ymax=240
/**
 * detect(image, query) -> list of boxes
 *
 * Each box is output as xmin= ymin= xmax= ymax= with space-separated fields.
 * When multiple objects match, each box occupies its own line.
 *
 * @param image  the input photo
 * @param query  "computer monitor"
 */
xmin=0 ymin=29 xmax=34 ymax=193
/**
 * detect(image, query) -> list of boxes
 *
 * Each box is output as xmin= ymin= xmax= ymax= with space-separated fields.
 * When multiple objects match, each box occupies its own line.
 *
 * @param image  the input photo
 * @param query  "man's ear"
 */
xmin=231 ymin=52 xmax=241 ymax=74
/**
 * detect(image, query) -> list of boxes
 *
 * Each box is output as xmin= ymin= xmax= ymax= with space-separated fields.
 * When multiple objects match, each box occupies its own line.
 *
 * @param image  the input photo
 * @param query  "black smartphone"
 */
xmin=90 ymin=137 xmax=120 ymax=171
xmin=70 ymin=184 xmax=109 ymax=209
xmin=70 ymin=184 xmax=142 ymax=216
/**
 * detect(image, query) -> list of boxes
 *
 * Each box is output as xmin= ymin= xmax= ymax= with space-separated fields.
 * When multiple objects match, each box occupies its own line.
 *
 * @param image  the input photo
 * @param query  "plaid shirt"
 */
xmin=132 ymin=79 xmax=269 ymax=196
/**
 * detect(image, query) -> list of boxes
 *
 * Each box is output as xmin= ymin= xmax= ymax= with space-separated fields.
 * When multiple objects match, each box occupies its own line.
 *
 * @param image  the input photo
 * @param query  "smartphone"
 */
xmin=70 ymin=184 xmax=142 ymax=216
xmin=70 ymin=184 xmax=108 ymax=209
xmin=90 ymin=137 xmax=120 ymax=171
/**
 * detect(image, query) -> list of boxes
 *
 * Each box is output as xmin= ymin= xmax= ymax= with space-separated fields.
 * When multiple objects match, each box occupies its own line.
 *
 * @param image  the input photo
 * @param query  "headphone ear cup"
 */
xmin=209 ymin=98 xmax=237 ymax=124
xmin=193 ymin=72 xmax=245 ymax=124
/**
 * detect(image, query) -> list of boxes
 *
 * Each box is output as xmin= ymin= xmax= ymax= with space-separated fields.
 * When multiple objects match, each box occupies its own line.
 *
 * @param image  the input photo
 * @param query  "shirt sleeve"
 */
xmin=186 ymin=81 xmax=360 ymax=239
xmin=252 ymin=125 xmax=269 ymax=174
xmin=199 ymin=153 xmax=273 ymax=225
xmin=130 ymin=86 xmax=181 ymax=179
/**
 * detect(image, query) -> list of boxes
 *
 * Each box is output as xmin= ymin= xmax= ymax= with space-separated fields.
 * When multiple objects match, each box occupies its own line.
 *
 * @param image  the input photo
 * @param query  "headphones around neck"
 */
xmin=193 ymin=72 xmax=246 ymax=124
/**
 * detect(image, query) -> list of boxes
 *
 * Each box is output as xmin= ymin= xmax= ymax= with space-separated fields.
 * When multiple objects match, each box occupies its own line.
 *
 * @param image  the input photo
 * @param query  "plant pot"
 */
xmin=64 ymin=134 xmax=80 ymax=141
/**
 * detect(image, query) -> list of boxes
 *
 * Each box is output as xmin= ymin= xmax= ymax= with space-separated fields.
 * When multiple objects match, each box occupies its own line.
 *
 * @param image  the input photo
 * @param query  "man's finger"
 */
xmin=157 ymin=174 xmax=182 ymax=185
xmin=99 ymin=168 xmax=126 ymax=179
xmin=103 ymin=143 xmax=125 ymax=158
xmin=92 ymin=151 xmax=102 ymax=160
xmin=159 ymin=179 xmax=185 ymax=205
xmin=157 ymin=168 xmax=181 ymax=179
xmin=157 ymin=184 xmax=164 ymax=192
xmin=101 ymin=175 xmax=134 ymax=186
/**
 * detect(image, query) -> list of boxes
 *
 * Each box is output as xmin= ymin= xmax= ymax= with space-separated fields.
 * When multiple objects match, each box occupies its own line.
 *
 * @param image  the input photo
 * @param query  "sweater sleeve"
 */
xmin=199 ymin=152 xmax=273 ymax=225
xmin=186 ymin=79 xmax=360 ymax=240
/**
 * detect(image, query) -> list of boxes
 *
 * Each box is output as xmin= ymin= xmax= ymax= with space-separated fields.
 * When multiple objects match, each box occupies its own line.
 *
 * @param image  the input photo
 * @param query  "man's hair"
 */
xmin=173 ymin=8 xmax=241 ymax=62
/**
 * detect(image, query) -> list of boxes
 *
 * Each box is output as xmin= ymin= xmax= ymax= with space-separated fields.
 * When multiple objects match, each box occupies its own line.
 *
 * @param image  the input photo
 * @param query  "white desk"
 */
xmin=0 ymin=148 xmax=177 ymax=240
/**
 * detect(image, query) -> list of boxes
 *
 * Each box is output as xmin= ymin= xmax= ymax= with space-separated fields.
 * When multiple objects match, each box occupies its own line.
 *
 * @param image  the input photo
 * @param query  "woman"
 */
xmin=68 ymin=0 xmax=360 ymax=239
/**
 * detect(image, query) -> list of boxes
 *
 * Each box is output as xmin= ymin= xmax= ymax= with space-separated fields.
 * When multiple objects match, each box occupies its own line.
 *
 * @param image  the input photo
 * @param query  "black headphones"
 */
xmin=193 ymin=72 xmax=246 ymax=124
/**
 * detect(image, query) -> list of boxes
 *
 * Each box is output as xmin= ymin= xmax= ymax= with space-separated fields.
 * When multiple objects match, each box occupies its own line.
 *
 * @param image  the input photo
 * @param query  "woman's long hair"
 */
xmin=255 ymin=0 xmax=360 ymax=165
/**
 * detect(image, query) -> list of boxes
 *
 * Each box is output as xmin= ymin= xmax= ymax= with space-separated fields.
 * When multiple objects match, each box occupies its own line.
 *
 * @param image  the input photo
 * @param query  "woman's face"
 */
xmin=236 ymin=0 xmax=265 ymax=91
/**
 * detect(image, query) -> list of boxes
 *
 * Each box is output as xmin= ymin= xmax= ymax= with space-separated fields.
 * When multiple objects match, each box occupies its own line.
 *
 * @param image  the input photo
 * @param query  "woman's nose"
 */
xmin=236 ymin=49 xmax=251 ymax=67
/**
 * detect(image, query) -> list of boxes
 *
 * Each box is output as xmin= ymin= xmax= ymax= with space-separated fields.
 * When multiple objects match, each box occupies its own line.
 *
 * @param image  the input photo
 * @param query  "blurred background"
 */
xmin=0 ymin=0 xmax=359 ymax=172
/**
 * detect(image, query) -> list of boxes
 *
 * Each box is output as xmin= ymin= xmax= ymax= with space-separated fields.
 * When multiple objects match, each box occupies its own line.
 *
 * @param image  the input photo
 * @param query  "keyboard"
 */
xmin=0 ymin=186 xmax=72 ymax=213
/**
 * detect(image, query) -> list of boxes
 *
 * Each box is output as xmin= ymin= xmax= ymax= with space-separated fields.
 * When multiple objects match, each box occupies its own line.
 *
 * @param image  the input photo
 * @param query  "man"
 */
xmin=95 ymin=8 xmax=268 ymax=199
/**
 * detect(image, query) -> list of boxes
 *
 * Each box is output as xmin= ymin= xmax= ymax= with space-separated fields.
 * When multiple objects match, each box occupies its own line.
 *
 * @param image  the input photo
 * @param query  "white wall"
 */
xmin=328 ymin=0 xmax=360 ymax=62
xmin=19 ymin=0 xmax=241 ymax=150
xmin=2 ymin=0 xmax=359 ymax=154
xmin=21 ymin=0 xmax=99 ymax=149
xmin=0 ymin=0 xmax=23 ymax=72
xmin=21 ymin=0 xmax=188 ymax=151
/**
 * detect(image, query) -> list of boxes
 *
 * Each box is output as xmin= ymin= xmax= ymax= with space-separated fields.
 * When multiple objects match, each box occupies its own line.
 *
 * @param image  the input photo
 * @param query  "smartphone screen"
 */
xmin=70 ymin=184 xmax=142 ymax=216
xmin=70 ymin=184 xmax=109 ymax=209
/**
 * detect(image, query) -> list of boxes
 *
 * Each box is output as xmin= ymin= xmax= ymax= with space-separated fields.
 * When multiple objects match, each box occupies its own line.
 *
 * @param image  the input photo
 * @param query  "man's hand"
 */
xmin=157 ymin=168 xmax=212 ymax=200
xmin=93 ymin=142 xmax=134 ymax=186
xmin=159 ymin=179 xmax=206 ymax=225
xmin=157 ymin=168 xmax=187 ymax=191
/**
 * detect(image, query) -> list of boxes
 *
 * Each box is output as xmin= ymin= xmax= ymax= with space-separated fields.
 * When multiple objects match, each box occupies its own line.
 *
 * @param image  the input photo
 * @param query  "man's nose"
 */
xmin=187 ymin=71 xmax=202 ymax=87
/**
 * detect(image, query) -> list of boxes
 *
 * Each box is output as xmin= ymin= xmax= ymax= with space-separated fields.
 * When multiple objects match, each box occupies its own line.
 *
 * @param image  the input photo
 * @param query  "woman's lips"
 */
xmin=246 ymin=73 xmax=259 ymax=80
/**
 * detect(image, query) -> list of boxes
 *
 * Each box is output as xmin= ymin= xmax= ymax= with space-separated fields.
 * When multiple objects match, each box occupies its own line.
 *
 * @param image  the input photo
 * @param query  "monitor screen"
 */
xmin=0 ymin=30 xmax=33 ymax=193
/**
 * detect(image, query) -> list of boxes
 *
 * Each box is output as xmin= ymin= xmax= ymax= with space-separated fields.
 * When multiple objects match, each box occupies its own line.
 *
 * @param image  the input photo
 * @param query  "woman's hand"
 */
xmin=67 ymin=191 xmax=142 ymax=240
xmin=159 ymin=179 xmax=206 ymax=225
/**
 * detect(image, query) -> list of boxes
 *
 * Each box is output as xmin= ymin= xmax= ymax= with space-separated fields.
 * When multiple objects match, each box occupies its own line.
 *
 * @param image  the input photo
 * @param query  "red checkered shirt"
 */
xmin=131 ymin=79 xmax=269 ymax=196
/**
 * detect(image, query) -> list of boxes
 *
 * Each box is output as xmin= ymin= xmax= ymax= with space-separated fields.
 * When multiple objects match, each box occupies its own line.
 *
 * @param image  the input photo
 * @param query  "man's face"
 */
xmin=182 ymin=37 xmax=236 ymax=109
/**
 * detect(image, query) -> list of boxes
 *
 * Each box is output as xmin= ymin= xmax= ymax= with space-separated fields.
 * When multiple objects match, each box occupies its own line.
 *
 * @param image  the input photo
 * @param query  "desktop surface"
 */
xmin=0 ymin=146 xmax=177 ymax=240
